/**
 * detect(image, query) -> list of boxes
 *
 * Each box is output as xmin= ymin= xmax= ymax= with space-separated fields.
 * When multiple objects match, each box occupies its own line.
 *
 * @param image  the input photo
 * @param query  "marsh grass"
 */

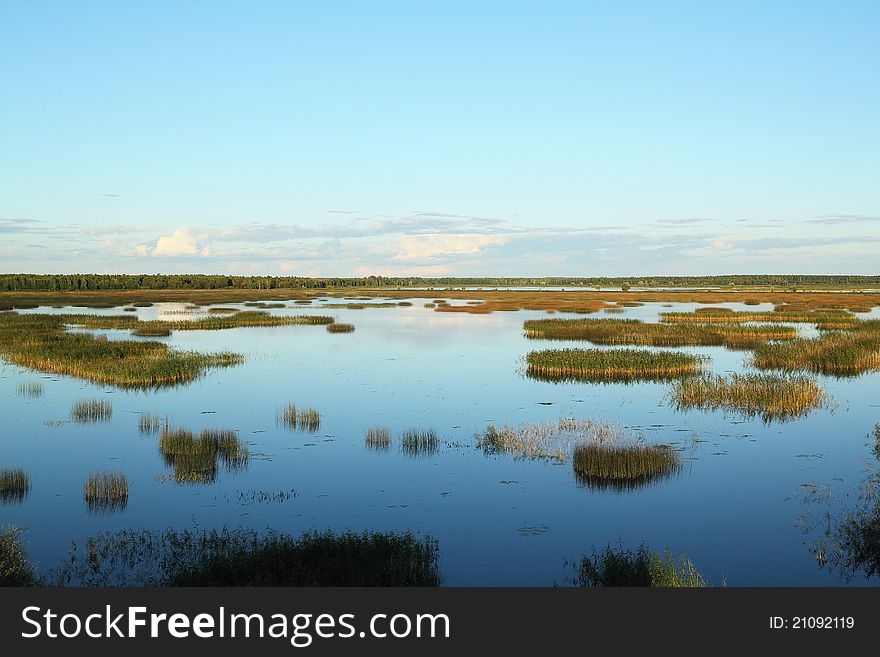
xmin=661 ymin=308 xmax=858 ymax=327
xmin=672 ymin=373 xmax=826 ymax=422
xmin=526 ymin=348 xmax=704 ymax=382
xmin=51 ymin=527 xmax=441 ymax=586
xmin=573 ymin=443 xmax=681 ymax=491
xmin=159 ymin=427 xmax=250 ymax=484
xmin=277 ymin=403 xmax=321 ymax=432
xmin=132 ymin=326 xmax=172 ymax=337
xmin=401 ymin=428 xmax=439 ymax=457
xmin=138 ymin=413 xmax=163 ymax=435
xmin=71 ymin=399 xmax=113 ymax=423
xmin=207 ymin=307 xmax=239 ymax=314
xmin=752 ymin=320 xmax=880 ymax=376
xmin=84 ymin=472 xmax=128 ymax=513
xmin=0 ymin=469 xmax=31 ymax=504
xmin=476 ymin=419 xmax=624 ymax=461
xmin=572 ymin=544 xmax=706 ymax=587
xmin=524 ymin=318 xmax=798 ymax=349
xmin=0 ymin=526 xmax=36 ymax=586
xmin=365 ymin=427 xmax=391 ymax=451
xmin=326 ymin=323 xmax=355 ymax=333
xmin=16 ymin=381 xmax=44 ymax=398
xmin=0 ymin=312 xmax=242 ymax=387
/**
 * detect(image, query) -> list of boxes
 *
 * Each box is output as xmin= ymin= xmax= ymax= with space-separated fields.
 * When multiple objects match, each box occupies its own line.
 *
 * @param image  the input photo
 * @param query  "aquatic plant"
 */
xmin=671 ymin=373 xmax=826 ymax=422
xmin=276 ymin=403 xmax=321 ymax=432
xmin=752 ymin=320 xmax=880 ymax=376
xmin=16 ymin=381 xmax=44 ymax=398
xmin=71 ymin=399 xmax=113 ymax=423
xmin=326 ymin=323 xmax=355 ymax=333
xmin=131 ymin=325 xmax=172 ymax=337
xmin=572 ymin=543 xmax=706 ymax=587
xmin=138 ymin=413 xmax=163 ymax=435
xmin=0 ymin=469 xmax=31 ymax=504
xmin=159 ymin=427 xmax=249 ymax=484
xmin=0 ymin=526 xmax=37 ymax=586
xmin=84 ymin=472 xmax=128 ymax=513
xmin=661 ymin=308 xmax=858 ymax=327
xmin=207 ymin=307 xmax=238 ymax=314
xmin=524 ymin=318 xmax=797 ymax=349
xmin=0 ymin=312 xmax=242 ymax=388
xmin=51 ymin=527 xmax=441 ymax=587
xmin=365 ymin=427 xmax=391 ymax=451
xmin=401 ymin=428 xmax=439 ymax=457
xmin=572 ymin=443 xmax=681 ymax=491
xmin=526 ymin=348 xmax=704 ymax=382
xmin=123 ymin=307 xmax=137 ymax=312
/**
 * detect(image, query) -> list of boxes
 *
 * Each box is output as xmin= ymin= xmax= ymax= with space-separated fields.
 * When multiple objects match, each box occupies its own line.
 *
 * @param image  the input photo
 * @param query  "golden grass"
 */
xmin=84 ymin=472 xmax=128 ymax=513
xmin=526 ymin=348 xmax=704 ymax=382
xmin=752 ymin=320 xmax=880 ymax=375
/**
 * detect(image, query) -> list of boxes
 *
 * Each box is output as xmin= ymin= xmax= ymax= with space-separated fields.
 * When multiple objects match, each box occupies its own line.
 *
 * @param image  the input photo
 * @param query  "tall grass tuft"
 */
xmin=572 ymin=543 xmax=706 ymax=587
xmin=159 ymin=427 xmax=250 ymax=484
xmin=672 ymin=373 xmax=826 ymax=422
xmin=326 ymin=323 xmax=355 ymax=333
xmin=277 ymin=403 xmax=321 ymax=432
xmin=401 ymin=428 xmax=439 ymax=457
xmin=365 ymin=427 xmax=391 ymax=451
xmin=84 ymin=472 xmax=129 ymax=513
xmin=0 ymin=469 xmax=31 ymax=504
xmin=572 ymin=443 xmax=681 ymax=491
xmin=0 ymin=526 xmax=37 ymax=586
xmin=16 ymin=381 xmax=44 ymax=398
xmin=71 ymin=399 xmax=113 ymax=423
xmin=138 ymin=413 xmax=163 ymax=435
xmin=526 ymin=348 xmax=704 ymax=382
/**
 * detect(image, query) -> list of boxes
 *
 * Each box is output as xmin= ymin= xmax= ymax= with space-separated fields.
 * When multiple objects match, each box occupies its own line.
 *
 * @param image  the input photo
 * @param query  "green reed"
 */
xmin=0 ymin=525 xmax=37 ymax=586
xmin=572 ymin=543 xmax=706 ymax=587
xmin=16 ymin=381 xmax=44 ymax=398
xmin=401 ymin=428 xmax=439 ymax=457
xmin=71 ymin=399 xmax=113 ymax=423
xmin=326 ymin=323 xmax=355 ymax=333
xmin=276 ymin=403 xmax=321 ymax=432
xmin=84 ymin=472 xmax=128 ymax=513
xmin=138 ymin=412 xmax=163 ymax=435
xmin=526 ymin=348 xmax=704 ymax=382
xmin=572 ymin=443 xmax=681 ymax=491
xmin=159 ymin=427 xmax=250 ymax=484
xmin=365 ymin=427 xmax=391 ymax=451
xmin=0 ymin=469 xmax=31 ymax=504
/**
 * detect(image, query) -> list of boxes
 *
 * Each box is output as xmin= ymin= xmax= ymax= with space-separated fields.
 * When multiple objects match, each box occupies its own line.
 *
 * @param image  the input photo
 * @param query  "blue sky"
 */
xmin=1 ymin=1 xmax=877 ymax=276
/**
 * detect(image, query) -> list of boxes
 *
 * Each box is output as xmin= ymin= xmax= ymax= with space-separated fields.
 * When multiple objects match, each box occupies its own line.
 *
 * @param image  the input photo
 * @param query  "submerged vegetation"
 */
xmin=277 ymin=403 xmax=321 ymax=432
xmin=573 ymin=443 xmax=681 ymax=491
xmin=476 ymin=418 xmax=627 ymax=461
xmin=526 ymin=348 xmax=704 ymax=382
xmin=672 ymin=373 xmax=826 ymax=422
xmin=752 ymin=320 xmax=880 ymax=376
xmin=84 ymin=472 xmax=129 ymax=513
xmin=1 ymin=526 xmax=36 ymax=586
xmin=572 ymin=543 xmax=706 ymax=587
xmin=51 ymin=528 xmax=441 ymax=586
xmin=159 ymin=428 xmax=250 ymax=484
xmin=524 ymin=318 xmax=798 ymax=349
xmin=70 ymin=399 xmax=113 ymax=423
xmin=0 ymin=469 xmax=31 ymax=504
xmin=0 ymin=312 xmax=242 ymax=388
xmin=401 ymin=428 xmax=439 ymax=457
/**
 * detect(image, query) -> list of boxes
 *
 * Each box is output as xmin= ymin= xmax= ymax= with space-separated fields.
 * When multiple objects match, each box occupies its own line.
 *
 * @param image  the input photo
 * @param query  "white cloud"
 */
xmin=152 ymin=227 xmax=212 ymax=257
xmin=390 ymin=233 xmax=509 ymax=262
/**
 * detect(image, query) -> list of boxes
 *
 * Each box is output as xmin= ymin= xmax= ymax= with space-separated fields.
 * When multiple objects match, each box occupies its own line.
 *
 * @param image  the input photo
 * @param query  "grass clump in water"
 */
xmin=159 ymin=428 xmax=249 ymax=484
xmin=51 ymin=528 xmax=441 ymax=586
xmin=752 ymin=320 xmax=880 ymax=376
xmin=672 ymin=373 xmax=826 ymax=422
xmin=71 ymin=399 xmax=113 ymax=423
xmin=572 ymin=543 xmax=706 ymax=587
xmin=138 ymin=413 xmax=163 ymax=435
xmin=401 ymin=428 xmax=439 ymax=457
xmin=132 ymin=325 xmax=172 ymax=337
xmin=573 ymin=443 xmax=681 ymax=491
xmin=1 ymin=526 xmax=37 ymax=586
xmin=365 ymin=427 xmax=391 ymax=451
xmin=277 ymin=403 xmax=321 ymax=432
xmin=84 ymin=472 xmax=128 ymax=513
xmin=326 ymin=323 xmax=355 ymax=333
xmin=16 ymin=381 xmax=44 ymax=398
xmin=661 ymin=308 xmax=858 ymax=327
xmin=0 ymin=469 xmax=31 ymax=504
xmin=526 ymin=348 xmax=704 ymax=382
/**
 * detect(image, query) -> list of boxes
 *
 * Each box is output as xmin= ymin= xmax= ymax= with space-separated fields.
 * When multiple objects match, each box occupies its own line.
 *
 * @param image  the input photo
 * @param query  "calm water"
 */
xmin=2 ymin=300 xmax=879 ymax=585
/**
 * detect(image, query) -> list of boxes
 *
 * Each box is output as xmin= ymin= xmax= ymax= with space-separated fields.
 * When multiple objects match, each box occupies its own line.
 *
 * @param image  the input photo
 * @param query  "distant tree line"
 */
xmin=1 ymin=274 xmax=878 ymax=292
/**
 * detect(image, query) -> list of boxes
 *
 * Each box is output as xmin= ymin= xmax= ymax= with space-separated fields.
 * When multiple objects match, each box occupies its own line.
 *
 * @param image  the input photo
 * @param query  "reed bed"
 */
xmin=159 ymin=427 xmax=250 ymax=484
xmin=0 ymin=469 xmax=31 ymax=504
xmin=364 ymin=427 xmax=391 ymax=451
xmin=138 ymin=412 xmax=163 ymax=435
xmin=661 ymin=308 xmax=858 ymax=327
xmin=71 ymin=399 xmax=113 ymax=423
xmin=752 ymin=320 xmax=880 ymax=376
xmin=0 ymin=312 xmax=242 ymax=387
xmin=207 ymin=307 xmax=239 ymax=314
xmin=243 ymin=302 xmax=287 ymax=309
xmin=526 ymin=348 xmax=704 ymax=382
xmin=671 ymin=373 xmax=826 ymax=422
xmin=1 ymin=525 xmax=36 ymax=586
xmin=573 ymin=443 xmax=681 ymax=491
xmin=51 ymin=528 xmax=441 ymax=587
xmin=277 ymin=403 xmax=321 ymax=432
xmin=84 ymin=472 xmax=128 ymax=513
xmin=476 ymin=418 xmax=627 ymax=461
xmin=400 ymin=428 xmax=440 ymax=457
xmin=573 ymin=544 xmax=706 ymax=587
xmin=326 ymin=322 xmax=355 ymax=333
xmin=16 ymin=381 xmax=44 ymax=398
xmin=131 ymin=325 xmax=172 ymax=336
xmin=524 ymin=318 xmax=798 ymax=349
xmin=123 ymin=306 xmax=137 ymax=312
